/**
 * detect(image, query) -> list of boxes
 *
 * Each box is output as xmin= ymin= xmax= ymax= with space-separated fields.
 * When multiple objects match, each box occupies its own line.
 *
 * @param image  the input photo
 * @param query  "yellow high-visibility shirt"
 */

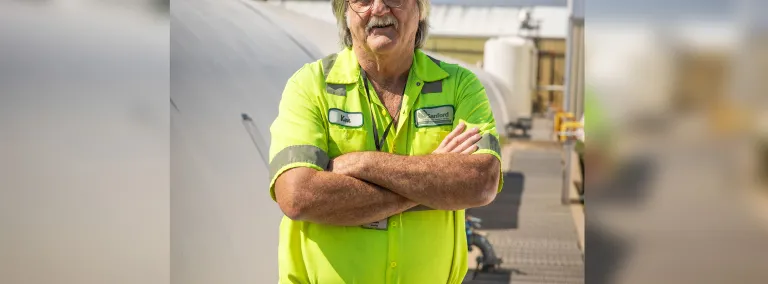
xmin=268 ymin=47 xmax=503 ymax=284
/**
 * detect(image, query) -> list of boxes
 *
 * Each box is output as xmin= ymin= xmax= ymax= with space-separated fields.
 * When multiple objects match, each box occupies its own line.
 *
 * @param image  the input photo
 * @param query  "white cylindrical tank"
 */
xmin=483 ymin=36 xmax=537 ymax=121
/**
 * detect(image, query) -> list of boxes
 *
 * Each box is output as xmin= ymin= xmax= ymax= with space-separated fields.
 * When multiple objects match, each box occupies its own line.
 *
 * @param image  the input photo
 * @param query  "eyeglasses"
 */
xmin=347 ymin=0 xmax=404 ymax=13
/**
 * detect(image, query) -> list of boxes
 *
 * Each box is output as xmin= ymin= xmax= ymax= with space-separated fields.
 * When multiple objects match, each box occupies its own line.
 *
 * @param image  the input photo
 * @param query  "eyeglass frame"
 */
xmin=346 ymin=0 xmax=404 ymax=13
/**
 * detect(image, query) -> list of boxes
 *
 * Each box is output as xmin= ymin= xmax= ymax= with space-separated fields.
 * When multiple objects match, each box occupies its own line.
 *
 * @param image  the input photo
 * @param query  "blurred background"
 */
xmin=0 ymin=1 xmax=169 ymax=284
xmin=585 ymin=0 xmax=768 ymax=284
xmin=0 ymin=0 xmax=766 ymax=284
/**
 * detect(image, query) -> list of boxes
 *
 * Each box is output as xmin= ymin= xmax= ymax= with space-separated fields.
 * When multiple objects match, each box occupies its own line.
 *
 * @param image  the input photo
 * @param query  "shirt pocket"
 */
xmin=411 ymin=127 xmax=451 ymax=156
xmin=327 ymin=126 xmax=370 ymax=158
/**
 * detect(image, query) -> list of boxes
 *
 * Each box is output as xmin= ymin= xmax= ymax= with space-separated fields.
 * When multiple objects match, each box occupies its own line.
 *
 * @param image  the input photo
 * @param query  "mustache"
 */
xmin=365 ymin=15 xmax=399 ymax=33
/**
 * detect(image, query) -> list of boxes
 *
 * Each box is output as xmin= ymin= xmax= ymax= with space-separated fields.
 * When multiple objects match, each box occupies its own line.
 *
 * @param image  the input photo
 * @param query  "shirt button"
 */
xmin=391 ymin=221 xmax=398 ymax=227
xmin=391 ymin=262 xmax=397 ymax=268
xmin=416 ymin=82 xmax=421 ymax=86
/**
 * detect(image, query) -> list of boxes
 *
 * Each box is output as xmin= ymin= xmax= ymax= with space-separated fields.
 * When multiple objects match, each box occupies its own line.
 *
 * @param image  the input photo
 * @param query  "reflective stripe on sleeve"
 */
xmin=477 ymin=133 xmax=501 ymax=155
xmin=269 ymin=145 xmax=330 ymax=180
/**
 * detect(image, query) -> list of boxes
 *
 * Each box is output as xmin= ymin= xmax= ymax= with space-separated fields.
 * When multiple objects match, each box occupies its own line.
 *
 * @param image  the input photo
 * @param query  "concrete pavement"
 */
xmin=463 ymin=140 xmax=585 ymax=284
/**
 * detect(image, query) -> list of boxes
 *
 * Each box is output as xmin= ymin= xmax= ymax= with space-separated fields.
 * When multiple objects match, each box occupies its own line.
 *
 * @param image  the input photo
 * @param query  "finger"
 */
xmin=453 ymin=132 xmax=482 ymax=153
xmin=451 ymin=132 xmax=481 ymax=153
xmin=451 ymin=127 xmax=479 ymax=147
xmin=438 ymin=122 xmax=465 ymax=149
xmin=460 ymin=144 xmax=478 ymax=154
xmin=441 ymin=124 xmax=469 ymax=152
xmin=444 ymin=127 xmax=478 ymax=152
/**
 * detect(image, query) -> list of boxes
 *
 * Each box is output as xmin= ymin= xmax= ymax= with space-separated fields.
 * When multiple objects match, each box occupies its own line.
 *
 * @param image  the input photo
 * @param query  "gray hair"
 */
xmin=331 ymin=0 xmax=431 ymax=49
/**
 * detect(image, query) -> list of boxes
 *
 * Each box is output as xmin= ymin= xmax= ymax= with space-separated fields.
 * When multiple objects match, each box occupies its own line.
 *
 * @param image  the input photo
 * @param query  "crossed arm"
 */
xmin=274 ymin=123 xmax=501 ymax=226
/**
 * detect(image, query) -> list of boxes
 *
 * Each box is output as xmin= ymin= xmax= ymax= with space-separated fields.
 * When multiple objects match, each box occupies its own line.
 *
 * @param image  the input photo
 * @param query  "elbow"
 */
xmin=467 ymin=158 xmax=500 ymax=208
xmin=277 ymin=189 xmax=306 ymax=221
xmin=274 ymin=174 xmax=312 ymax=221
xmin=477 ymin=178 xmax=499 ymax=206
xmin=280 ymin=199 xmax=305 ymax=221
xmin=470 ymin=177 xmax=498 ymax=208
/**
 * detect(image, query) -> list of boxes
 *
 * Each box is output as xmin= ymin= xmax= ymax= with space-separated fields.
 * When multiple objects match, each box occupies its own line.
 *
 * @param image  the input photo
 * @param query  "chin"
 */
xmin=367 ymin=39 xmax=398 ymax=54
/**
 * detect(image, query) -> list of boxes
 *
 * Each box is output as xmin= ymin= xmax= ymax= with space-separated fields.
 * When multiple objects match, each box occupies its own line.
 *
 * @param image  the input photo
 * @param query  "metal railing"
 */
xmin=554 ymin=110 xmax=583 ymax=204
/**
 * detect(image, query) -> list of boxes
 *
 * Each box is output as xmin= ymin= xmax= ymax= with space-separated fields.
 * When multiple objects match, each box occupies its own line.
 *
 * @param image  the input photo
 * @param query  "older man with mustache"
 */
xmin=268 ymin=0 xmax=503 ymax=283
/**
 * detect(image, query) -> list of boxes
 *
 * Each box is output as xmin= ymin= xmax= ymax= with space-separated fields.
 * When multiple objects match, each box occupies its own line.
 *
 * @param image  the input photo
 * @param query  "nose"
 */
xmin=369 ymin=0 xmax=391 ymax=16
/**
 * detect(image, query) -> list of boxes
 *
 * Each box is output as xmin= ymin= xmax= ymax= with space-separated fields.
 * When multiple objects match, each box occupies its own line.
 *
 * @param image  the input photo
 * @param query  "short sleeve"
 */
xmin=268 ymin=68 xmax=329 ymax=201
xmin=453 ymin=69 xmax=504 ymax=193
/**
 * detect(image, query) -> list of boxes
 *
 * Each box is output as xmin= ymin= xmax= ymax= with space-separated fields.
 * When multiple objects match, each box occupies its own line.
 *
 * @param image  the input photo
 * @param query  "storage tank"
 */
xmin=483 ymin=36 xmax=537 ymax=121
xmin=426 ymin=52 xmax=513 ymax=131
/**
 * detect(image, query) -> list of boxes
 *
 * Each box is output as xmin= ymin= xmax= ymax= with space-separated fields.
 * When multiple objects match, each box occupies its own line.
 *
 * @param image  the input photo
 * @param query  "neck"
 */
xmin=354 ymin=45 xmax=414 ymax=86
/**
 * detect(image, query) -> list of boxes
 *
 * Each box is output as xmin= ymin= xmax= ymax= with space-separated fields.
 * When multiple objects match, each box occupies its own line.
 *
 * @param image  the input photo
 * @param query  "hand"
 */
xmin=327 ymin=152 xmax=365 ymax=177
xmin=433 ymin=122 xmax=482 ymax=154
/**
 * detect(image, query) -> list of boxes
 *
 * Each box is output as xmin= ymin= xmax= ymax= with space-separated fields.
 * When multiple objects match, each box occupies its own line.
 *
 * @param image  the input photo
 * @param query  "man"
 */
xmin=268 ymin=0 xmax=503 ymax=283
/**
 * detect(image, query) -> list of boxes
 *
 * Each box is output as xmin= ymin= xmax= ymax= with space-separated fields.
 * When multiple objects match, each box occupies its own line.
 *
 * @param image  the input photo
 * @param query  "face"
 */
xmin=346 ymin=0 xmax=420 ymax=54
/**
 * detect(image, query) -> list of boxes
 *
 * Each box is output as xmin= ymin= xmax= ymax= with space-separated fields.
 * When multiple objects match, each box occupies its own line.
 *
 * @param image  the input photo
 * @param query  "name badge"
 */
xmin=328 ymin=108 xmax=364 ymax=128
xmin=361 ymin=218 xmax=388 ymax=230
xmin=414 ymin=105 xmax=454 ymax=127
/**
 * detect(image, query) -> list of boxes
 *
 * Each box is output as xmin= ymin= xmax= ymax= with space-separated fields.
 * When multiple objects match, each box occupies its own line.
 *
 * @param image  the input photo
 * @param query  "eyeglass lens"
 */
xmin=349 ymin=0 xmax=404 ymax=12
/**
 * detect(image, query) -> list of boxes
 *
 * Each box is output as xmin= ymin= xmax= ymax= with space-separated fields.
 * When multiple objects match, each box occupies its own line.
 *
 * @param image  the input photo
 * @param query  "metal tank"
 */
xmin=428 ymin=52 xmax=515 ymax=134
xmin=483 ymin=36 xmax=537 ymax=122
xmin=171 ymin=0 xmax=326 ymax=283
xmin=0 ymin=2 xmax=169 ymax=284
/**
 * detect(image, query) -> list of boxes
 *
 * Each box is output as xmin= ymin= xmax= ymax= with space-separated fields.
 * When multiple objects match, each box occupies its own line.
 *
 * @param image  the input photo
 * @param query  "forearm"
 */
xmin=350 ymin=152 xmax=500 ymax=210
xmin=277 ymin=168 xmax=418 ymax=226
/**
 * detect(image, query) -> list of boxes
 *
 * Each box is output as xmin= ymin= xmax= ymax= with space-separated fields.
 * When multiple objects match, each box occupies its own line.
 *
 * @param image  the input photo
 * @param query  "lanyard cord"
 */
xmin=361 ymin=68 xmax=403 ymax=152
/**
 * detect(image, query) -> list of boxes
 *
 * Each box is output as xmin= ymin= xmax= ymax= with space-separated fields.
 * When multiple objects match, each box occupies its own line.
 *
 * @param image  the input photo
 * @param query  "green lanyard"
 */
xmin=360 ymin=68 xmax=403 ymax=152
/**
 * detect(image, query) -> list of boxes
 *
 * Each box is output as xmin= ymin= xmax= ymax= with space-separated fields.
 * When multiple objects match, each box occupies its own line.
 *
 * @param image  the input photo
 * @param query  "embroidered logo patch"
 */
xmin=414 ymin=105 xmax=454 ymax=127
xmin=328 ymin=108 xmax=364 ymax=128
